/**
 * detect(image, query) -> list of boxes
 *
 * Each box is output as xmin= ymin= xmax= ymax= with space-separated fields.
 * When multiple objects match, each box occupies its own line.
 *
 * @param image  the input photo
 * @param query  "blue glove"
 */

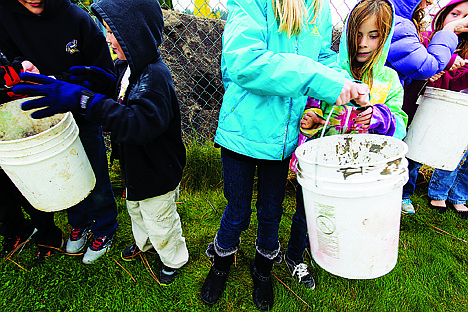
xmin=12 ymin=72 xmax=105 ymax=119
xmin=68 ymin=66 xmax=116 ymax=97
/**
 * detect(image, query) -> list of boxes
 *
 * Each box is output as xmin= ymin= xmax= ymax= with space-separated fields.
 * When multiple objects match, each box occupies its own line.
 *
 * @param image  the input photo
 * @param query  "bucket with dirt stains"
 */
xmin=295 ymin=133 xmax=408 ymax=279
xmin=0 ymin=97 xmax=95 ymax=211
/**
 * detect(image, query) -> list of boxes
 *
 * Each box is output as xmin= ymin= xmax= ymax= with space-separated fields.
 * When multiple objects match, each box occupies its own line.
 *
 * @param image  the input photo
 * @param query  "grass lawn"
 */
xmin=1 ymin=142 xmax=467 ymax=311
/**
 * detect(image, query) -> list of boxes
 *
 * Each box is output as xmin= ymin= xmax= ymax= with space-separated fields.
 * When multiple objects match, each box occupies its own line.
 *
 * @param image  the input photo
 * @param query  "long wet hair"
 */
xmin=413 ymin=0 xmax=433 ymax=42
xmin=273 ymin=0 xmax=322 ymax=37
xmin=347 ymin=0 xmax=393 ymax=89
xmin=430 ymin=0 xmax=468 ymax=58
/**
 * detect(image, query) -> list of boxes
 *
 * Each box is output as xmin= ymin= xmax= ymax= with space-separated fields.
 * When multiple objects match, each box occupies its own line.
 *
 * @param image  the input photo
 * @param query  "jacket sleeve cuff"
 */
xmin=79 ymin=91 xmax=105 ymax=121
xmin=369 ymin=104 xmax=396 ymax=136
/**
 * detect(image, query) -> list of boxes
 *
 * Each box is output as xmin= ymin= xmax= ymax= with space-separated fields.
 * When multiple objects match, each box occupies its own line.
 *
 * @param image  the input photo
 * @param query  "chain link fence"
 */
xmin=81 ymin=0 xmax=450 ymax=143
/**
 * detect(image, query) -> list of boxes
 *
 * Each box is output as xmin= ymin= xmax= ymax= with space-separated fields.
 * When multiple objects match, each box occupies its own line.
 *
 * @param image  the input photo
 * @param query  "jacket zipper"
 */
xmin=282 ymin=37 xmax=299 ymax=160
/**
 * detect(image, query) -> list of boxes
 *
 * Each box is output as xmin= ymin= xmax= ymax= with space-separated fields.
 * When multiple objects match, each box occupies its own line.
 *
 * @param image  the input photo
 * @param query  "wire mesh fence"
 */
xmin=79 ymin=0 xmax=450 ymax=143
xmin=162 ymin=0 xmax=450 ymax=143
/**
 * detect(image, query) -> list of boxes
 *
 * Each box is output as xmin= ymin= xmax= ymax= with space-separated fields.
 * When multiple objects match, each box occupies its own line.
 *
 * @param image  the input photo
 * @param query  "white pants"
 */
xmin=126 ymin=186 xmax=189 ymax=268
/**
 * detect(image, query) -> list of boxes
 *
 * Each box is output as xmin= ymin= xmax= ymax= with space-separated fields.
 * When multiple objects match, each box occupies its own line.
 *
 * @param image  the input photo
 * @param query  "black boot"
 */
xmin=251 ymin=251 xmax=274 ymax=310
xmin=200 ymin=253 xmax=234 ymax=304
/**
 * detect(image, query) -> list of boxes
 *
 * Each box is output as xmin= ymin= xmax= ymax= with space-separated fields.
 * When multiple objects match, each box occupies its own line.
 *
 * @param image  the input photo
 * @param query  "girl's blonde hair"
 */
xmin=273 ymin=0 xmax=322 ymax=37
xmin=347 ymin=0 xmax=393 ymax=89
xmin=413 ymin=0 xmax=433 ymax=42
xmin=430 ymin=0 xmax=468 ymax=58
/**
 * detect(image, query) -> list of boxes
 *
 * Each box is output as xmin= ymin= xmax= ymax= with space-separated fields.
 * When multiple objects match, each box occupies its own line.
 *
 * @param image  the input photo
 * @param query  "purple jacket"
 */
xmin=387 ymin=0 xmax=458 ymax=86
xmin=402 ymin=0 xmax=468 ymax=123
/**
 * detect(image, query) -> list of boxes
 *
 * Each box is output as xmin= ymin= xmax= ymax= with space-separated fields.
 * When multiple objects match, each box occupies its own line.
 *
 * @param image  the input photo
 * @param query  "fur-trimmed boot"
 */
xmin=251 ymin=251 xmax=274 ymax=310
xmin=200 ymin=253 xmax=234 ymax=304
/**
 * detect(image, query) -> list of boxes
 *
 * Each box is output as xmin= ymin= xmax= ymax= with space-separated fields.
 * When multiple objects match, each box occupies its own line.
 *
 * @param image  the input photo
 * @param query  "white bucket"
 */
xmin=0 ymin=99 xmax=96 ymax=212
xmin=404 ymin=87 xmax=468 ymax=170
xmin=295 ymin=134 xmax=408 ymax=279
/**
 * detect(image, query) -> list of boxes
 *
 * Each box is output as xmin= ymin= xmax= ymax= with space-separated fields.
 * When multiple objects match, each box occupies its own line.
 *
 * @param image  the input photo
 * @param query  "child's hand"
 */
xmin=449 ymin=55 xmax=466 ymax=71
xmin=444 ymin=15 xmax=468 ymax=33
xmin=352 ymin=106 xmax=373 ymax=129
xmin=300 ymin=111 xmax=326 ymax=130
xmin=21 ymin=60 xmax=40 ymax=74
xmin=429 ymin=71 xmax=445 ymax=82
xmin=336 ymin=80 xmax=370 ymax=106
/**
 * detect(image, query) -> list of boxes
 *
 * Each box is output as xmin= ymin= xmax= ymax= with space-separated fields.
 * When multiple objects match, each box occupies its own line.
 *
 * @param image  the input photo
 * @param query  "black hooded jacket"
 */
xmin=90 ymin=0 xmax=186 ymax=201
xmin=0 ymin=0 xmax=114 ymax=76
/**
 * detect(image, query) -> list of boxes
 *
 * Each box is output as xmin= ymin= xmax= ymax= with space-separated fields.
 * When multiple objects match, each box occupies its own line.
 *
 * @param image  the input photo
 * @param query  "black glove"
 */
xmin=12 ymin=72 xmax=106 ymax=119
xmin=68 ymin=66 xmax=117 ymax=97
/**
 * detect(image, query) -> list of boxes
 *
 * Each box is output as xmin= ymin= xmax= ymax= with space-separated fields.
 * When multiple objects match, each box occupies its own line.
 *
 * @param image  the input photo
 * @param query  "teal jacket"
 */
xmin=214 ymin=0 xmax=348 ymax=160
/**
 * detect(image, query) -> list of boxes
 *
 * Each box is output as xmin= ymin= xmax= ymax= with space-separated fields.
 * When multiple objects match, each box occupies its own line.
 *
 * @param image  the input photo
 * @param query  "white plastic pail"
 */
xmin=295 ymin=134 xmax=408 ymax=279
xmin=0 ymin=99 xmax=95 ymax=212
xmin=404 ymin=87 xmax=468 ymax=170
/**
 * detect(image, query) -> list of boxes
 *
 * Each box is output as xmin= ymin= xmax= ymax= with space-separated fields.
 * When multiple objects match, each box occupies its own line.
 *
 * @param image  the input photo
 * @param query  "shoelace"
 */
xmin=130 ymin=245 xmax=139 ymax=255
xmin=12 ymin=236 xmax=21 ymax=249
xmin=91 ymin=236 xmax=107 ymax=250
xmin=70 ymin=228 xmax=83 ymax=240
xmin=293 ymin=263 xmax=310 ymax=281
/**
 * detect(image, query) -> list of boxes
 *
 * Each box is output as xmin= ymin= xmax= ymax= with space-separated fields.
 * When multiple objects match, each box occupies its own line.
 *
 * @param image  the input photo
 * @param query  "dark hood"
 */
xmin=91 ymin=0 xmax=163 ymax=76
xmin=0 ymin=0 xmax=70 ymax=18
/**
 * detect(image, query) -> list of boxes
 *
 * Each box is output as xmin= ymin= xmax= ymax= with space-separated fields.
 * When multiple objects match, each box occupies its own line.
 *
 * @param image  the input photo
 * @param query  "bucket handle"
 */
xmin=316 ymin=105 xmax=336 ymax=187
xmin=315 ymin=104 xmax=364 ymax=186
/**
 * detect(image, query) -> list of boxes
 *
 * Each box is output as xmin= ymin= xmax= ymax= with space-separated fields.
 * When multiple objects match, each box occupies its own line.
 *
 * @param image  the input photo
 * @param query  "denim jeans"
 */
xmin=402 ymin=159 xmax=422 ymax=200
xmin=286 ymin=185 xmax=309 ymax=262
xmin=428 ymin=150 xmax=468 ymax=205
xmin=66 ymin=122 xmax=118 ymax=237
xmin=216 ymin=148 xmax=290 ymax=254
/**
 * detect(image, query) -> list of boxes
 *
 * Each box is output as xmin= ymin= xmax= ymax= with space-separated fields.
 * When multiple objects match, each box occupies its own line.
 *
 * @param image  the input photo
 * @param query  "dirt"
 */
xmin=0 ymin=97 xmax=65 ymax=141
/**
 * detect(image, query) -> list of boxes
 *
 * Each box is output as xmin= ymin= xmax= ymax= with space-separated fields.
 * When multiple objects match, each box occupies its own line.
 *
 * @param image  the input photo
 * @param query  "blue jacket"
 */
xmin=91 ymin=0 xmax=185 ymax=201
xmin=215 ymin=0 xmax=349 ymax=160
xmin=387 ymin=0 xmax=458 ymax=86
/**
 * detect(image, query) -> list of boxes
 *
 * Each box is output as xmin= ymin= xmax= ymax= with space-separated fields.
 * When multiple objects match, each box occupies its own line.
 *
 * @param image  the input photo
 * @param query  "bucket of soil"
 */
xmin=0 ymin=97 xmax=96 ymax=211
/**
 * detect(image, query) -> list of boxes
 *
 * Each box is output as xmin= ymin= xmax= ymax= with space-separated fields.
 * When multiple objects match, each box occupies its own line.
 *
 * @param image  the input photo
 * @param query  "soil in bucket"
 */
xmin=295 ymin=134 xmax=408 ymax=279
xmin=0 ymin=97 xmax=64 ymax=141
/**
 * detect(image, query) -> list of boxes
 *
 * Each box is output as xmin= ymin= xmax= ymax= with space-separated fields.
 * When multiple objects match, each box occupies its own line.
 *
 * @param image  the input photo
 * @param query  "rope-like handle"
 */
xmin=320 ymin=105 xmax=336 ymax=138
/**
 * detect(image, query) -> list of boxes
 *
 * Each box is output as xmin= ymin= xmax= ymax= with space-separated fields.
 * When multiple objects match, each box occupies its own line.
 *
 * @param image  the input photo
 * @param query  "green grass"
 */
xmin=1 ymin=142 xmax=468 ymax=311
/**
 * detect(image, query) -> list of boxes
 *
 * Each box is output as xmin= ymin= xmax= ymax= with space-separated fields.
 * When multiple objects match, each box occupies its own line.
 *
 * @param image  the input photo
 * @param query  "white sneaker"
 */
xmin=66 ymin=227 xmax=91 ymax=254
xmin=82 ymin=234 xmax=113 ymax=264
xmin=402 ymin=199 xmax=415 ymax=214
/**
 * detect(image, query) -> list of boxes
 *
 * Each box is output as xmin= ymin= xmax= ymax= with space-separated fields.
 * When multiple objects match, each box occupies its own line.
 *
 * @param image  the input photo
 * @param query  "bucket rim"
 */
xmin=0 ymin=112 xmax=70 ymax=144
xmin=424 ymin=87 xmax=468 ymax=106
xmin=295 ymin=134 xmax=408 ymax=168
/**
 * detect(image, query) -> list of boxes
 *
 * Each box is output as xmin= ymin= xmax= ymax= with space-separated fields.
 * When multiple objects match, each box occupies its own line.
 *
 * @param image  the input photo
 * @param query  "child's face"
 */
xmin=443 ymin=2 xmax=468 ymax=27
xmin=103 ymin=20 xmax=126 ymax=60
xmin=356 ymin=16 xmax=380 ymax=64
xmin=18 ymin=0 xmax=44 ymax=14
